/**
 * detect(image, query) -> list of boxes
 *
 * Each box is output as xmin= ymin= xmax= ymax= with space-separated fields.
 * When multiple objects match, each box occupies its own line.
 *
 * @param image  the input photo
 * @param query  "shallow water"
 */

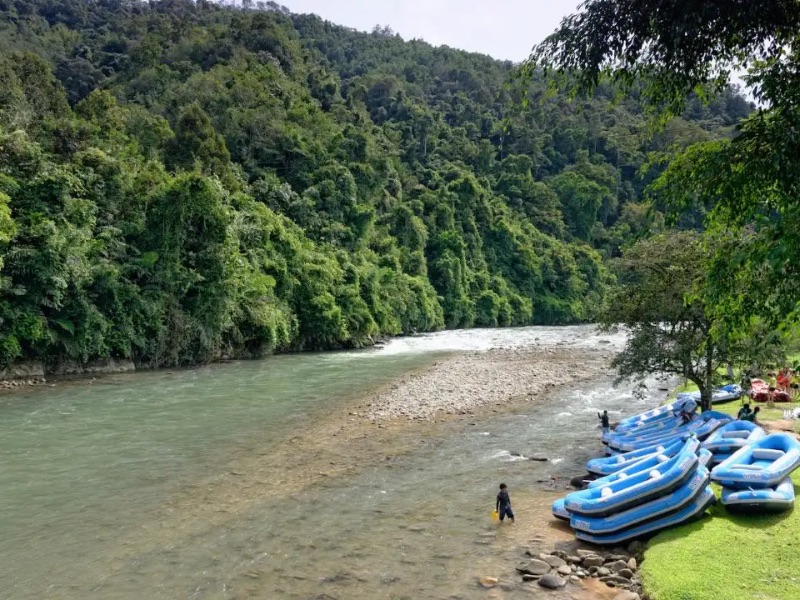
xmin=0 ymin=325 xmax=664 ymax=599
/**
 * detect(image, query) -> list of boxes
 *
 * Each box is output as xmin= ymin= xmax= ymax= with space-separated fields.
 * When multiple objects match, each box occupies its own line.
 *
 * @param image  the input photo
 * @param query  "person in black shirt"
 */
xmin=598 ymin=410 xmax=610 ymax=433
xmin=737 ymin=403 xmax=752 ymax=420
xmin=743 ymin=406 xmax=761 ymax=423
xmin=496 ymin=483 xmax=515 ymax=523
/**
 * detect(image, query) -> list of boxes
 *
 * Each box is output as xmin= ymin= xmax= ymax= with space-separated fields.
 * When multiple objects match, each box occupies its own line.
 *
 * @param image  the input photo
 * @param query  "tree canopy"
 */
xmin=0 ymin=0 xmax=751 ymax=371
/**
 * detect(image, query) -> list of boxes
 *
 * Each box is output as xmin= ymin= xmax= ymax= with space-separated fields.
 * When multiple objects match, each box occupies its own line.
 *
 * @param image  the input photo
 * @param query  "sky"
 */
xmin=279 ymin=0 xmax=582 ymax=63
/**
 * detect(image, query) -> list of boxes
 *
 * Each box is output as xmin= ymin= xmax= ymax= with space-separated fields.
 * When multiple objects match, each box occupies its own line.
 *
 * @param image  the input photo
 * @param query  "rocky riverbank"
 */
xmin=514 ymin=544 xmax=645 ymax=598
xmin=364 ymin=345 xmax=615 ymax=421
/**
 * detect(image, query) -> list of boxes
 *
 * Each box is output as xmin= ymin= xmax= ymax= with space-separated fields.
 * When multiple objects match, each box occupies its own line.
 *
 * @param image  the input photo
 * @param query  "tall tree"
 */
xmin=600 ymin=231 xmax=724 ymax=411
xmin=523 ymin=0 xmax=800 ymax=332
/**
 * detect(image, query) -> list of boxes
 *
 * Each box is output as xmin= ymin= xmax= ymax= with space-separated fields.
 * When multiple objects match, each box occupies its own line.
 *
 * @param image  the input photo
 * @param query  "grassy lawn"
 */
xmin=640 ymin=472 xmax=800 ymax=600
xmin=640 ymin=398 xmax=800 ymax=599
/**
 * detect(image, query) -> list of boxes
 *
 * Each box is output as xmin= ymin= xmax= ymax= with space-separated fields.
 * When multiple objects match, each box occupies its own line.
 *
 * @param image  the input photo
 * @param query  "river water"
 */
xmin=0 ymin=325 xmax=672 ymax=599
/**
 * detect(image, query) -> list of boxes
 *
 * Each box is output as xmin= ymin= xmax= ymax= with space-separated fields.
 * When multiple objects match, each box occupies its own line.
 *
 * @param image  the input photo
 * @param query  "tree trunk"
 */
xmin=702 ymin=338 xmax=715 ymax=412
xmin=698 ymin=386 xmax=712 ymax=413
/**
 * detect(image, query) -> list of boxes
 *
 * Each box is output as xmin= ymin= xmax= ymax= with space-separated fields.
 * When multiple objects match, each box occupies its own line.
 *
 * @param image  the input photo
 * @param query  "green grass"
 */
xmin=641 ymin=390 xmax=800 ymax=599
xmin=640 ymin=472 xmax=800 ymax=600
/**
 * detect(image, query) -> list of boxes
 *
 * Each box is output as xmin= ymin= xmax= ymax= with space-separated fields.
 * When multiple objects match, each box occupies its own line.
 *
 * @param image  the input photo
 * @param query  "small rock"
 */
xmin=542 ymin=555 xmax=567 ymax=569
xmin=627 ymin=541 xmax=644 ymax=555
xmin=516 ymin=559 xmax=550 ymax=576
xmin=557 ymin=565 xmax=571 ymax=576
xmin=529 ymin=454 xmax=549 ymax=462
xmin=567 ymin=555 xmax=583 ymax=564
xmin=538 ymin=574 xmax=567 ymax=589
xmin=597 ymin=567 xmax=611 ymax=577
xmin=582 ymin=556 xmax=604 ymax=568
xmin=606 ymin=581 xmax=617 ymax=588
xmin=601 ymin=575 xmax=633 ymax=586
xmin=570 ymin=575 xmax=579 ymax=582
xmin=617 ymin=568 xmax=634 ymax=579
xmin=605 ymin=560 xmax=630 ymax=573
xmin=588 ymin=566 xmax=599 ymax=575
xmin=576 ymin=571 xmax=586 ymax=578
xmin=627 ymin=557 xmax=637 ymax=570
xmin=613 ymin=592 xmax=641 ymax=600
xmin=479 ymin=576 xmax=499 ymax=588
xmin=576 ymin=549 xmax=597 ymax=557
xmin=521 ymin=574 xmax=539 ymax=582
xmin=606 ymin=554 xmax=630 ymax=563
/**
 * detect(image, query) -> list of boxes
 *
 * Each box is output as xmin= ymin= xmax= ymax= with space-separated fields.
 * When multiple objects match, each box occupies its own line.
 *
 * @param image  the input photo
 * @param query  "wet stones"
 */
xmin=516 ymin=544 xmax=645 ymax=595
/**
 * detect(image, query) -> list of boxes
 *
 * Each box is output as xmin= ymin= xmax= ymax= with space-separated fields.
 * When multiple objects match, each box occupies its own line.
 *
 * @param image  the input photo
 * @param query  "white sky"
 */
xmin=280 ymin=0 xmax=582 ymax=62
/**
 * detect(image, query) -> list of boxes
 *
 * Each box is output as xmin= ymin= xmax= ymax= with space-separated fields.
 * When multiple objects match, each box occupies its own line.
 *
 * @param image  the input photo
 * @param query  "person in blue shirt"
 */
xmin=496 ymin=483 xmax=515 ymax=523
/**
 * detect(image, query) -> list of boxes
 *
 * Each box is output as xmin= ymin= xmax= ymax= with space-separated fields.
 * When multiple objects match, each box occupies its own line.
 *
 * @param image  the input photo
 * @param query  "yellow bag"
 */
xmin=491 ymin=510 xmax=499 ymax=521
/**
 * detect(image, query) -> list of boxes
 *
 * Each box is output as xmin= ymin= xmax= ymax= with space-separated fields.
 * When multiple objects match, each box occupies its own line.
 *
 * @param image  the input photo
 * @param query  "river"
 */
xmin=0 ymin=325 xmax=673 ymax=599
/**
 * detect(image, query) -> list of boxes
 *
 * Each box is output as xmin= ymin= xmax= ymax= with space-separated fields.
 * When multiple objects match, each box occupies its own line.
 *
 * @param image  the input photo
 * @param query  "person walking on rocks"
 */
xmin=598 ymin=410 xmax=610 ymax=434
xmin=496 ymin=483 xmax=515 ymax=523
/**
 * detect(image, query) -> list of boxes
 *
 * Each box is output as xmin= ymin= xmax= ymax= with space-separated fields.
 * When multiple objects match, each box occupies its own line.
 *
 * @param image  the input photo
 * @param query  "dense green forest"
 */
xmin=0 ymin=0 xmax=753 ymax=370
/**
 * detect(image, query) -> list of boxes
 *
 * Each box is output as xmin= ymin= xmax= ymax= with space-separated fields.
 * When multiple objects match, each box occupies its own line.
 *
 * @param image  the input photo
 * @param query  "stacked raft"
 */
xmin=711 ymin=432 xmax=800 ymax=512
xmin=554 ymin=402 xmax=733 ymax=544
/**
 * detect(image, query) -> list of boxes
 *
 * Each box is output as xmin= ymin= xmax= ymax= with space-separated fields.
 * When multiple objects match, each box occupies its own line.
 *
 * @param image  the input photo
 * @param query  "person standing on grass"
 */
xmin=496 ymin=483 xmax=515 ymax=523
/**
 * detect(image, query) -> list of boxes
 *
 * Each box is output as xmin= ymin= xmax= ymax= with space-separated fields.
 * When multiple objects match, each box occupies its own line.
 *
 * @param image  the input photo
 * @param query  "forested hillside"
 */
xmin=0 ymin=0 xmax=752 ymax=370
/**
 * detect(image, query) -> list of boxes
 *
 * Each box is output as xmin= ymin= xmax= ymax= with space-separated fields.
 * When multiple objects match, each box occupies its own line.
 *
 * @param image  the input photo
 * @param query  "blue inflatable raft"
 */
xmin=570 ymin=465 xmax=711 ymax=535
xmin=711 ymin=432 xmax=800 ymax=489
xmin=587 ymin=439 xmax=686 ymax=476
xmin=678 ymin=384 xmax=744 ymax=406
xmin=721 ymin=477 xmax=796 ymax=512
xmin=607 ymin=412 xmax=731 ymax=453
xmin=565 ymin=440 xmax=700 ymax=516
xmin=587 ymin=440 xmax=702 ymax=488
xmin=615 ymin=398 xmax=697 ymax=434
xmin=702 ymin=420 xmax=765 ymax=462
xmin=552 ymin=497 xmax=570 ymax=521
xmin=574 ymin=486 xmax=716 ymax=545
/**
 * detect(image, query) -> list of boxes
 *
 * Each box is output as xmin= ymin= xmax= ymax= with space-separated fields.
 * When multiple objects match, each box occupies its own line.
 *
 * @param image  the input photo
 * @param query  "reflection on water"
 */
xmin=0 ymin=325 xmax=656 ymax=599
